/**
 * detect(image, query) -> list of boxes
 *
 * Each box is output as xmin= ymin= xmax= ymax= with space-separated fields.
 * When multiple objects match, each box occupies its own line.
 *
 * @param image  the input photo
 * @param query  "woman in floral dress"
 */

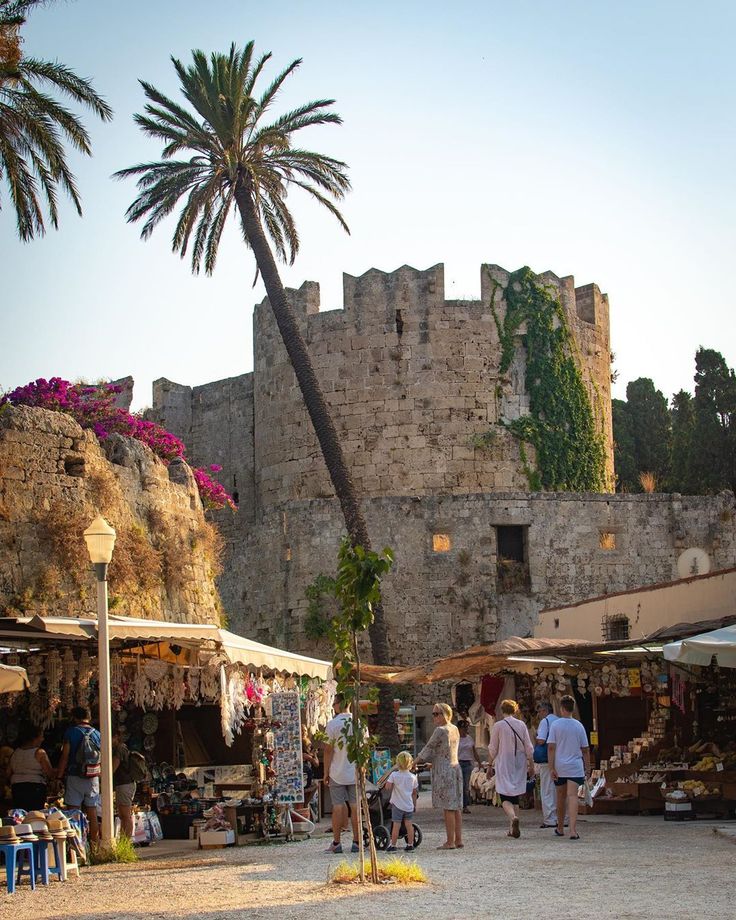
xmin=416 ymin=702 xmax=463 ymax=849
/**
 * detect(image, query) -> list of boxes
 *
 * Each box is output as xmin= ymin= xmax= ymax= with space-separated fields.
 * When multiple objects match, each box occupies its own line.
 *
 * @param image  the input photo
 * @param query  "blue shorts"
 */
xmin=65 ymin=774 xmax=100 ymax=808
xmin=554 ymin=776 xmax=584 ymax=787
xmin=390 ymin=806 xmax=414 ymax=823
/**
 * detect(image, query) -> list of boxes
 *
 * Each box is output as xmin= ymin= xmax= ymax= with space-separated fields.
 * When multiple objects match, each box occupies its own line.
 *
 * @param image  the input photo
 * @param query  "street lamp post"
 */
xmin=83 ymin=515 xmax=117 ymax=847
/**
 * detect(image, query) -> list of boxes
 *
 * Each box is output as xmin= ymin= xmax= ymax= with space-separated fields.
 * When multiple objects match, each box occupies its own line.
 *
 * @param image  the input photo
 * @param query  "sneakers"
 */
xmin=386 ymin=845 xmax=397 ymax=852
xmin=327 ymin=841 xmax=343 ymax=854
xmin=404 ymin=844 xmax=414 ymax=852
xmin=350 ymin=841 xmax=359 ymax=853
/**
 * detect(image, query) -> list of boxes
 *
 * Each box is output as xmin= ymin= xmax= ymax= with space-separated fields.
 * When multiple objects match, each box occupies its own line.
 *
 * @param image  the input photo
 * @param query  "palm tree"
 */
xmin=115 ymin=42 xmax=399 ymax=749
xmin=0 ymin=0 xmax=113 ymax=240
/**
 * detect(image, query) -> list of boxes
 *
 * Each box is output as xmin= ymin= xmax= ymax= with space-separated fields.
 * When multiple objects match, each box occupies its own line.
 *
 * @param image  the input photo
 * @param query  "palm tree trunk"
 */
xmin=235 ymin=187 xmax=400 ymax=752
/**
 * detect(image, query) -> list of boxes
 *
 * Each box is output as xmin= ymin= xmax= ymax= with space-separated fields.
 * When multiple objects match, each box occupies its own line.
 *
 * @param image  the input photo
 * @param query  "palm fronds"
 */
xmin=116 ymin=41 xmax=350 ymax=274
xmin=0 ymin=2 xmax=112 ymax=240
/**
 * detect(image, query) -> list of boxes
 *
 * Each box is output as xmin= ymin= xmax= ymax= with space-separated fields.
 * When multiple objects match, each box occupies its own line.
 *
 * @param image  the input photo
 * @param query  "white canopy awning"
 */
xmin=0 ymin=663 xmax=29 ymax=693
xmin=217 ymin=629 xmax=332 ymax=680
xmin=0 ymin=614 xmax=331 ymax=680
xmin=663 ymin=624 xmax=736 ymax=668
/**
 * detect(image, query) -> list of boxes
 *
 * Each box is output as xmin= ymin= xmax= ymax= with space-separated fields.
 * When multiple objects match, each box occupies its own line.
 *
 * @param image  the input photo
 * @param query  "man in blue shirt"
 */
xmin=56 ymin=706 xmax=101 ymax=845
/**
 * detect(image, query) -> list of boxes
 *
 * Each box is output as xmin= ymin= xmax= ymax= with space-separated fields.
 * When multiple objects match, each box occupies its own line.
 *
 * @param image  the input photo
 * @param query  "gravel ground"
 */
xmin=4 ymin=798 xmax=734 ymax=920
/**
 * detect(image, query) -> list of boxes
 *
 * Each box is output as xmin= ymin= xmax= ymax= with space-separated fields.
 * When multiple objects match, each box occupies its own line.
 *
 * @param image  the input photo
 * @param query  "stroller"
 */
xmin=362 ymin=781 xmax=423 ymax=851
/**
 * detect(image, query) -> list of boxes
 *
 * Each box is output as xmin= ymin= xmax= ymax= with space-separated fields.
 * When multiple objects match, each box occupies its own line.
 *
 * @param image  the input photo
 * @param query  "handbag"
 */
xmin=533 ymin=717 xmax=549 ymax=764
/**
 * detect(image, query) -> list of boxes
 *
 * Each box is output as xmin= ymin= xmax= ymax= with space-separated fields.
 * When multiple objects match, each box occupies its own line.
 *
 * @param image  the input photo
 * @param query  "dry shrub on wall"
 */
xmin=35 ymin=564 xmax=65 ymax=603
xmin=192 ymin=521 xmax=224 ymax=579
xmin=108 ymin=521 xmax=163 ymax=595
xmin=639 ymin=471 xmax=657 ymax=493
xmin=39 ymin=503 xmax=90 ymax=587
xmin=146 ymin=506 xmax=190 ymax=594
xmin=86 ymin=468 xmax=122 ymax=516
xmin=147 ymin=507 xmax=224 ymax=596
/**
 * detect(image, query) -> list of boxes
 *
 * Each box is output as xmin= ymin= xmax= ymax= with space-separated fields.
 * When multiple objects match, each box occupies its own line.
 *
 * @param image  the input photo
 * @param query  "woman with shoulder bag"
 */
xmin=487 ymin=700 xmax=534 ymax=839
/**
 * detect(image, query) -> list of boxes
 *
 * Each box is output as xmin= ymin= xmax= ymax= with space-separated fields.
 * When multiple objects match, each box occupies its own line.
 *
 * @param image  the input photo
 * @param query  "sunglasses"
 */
xmin=432 ymin=710 xmax=442 ymax=716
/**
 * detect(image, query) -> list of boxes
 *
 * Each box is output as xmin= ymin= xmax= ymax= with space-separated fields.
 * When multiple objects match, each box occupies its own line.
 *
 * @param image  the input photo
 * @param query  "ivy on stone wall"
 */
xmin=488 ymin=267 xmax=606 ymax=492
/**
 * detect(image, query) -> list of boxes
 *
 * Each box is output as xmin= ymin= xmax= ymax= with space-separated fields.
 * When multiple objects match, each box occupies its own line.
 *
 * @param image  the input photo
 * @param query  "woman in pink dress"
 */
xmin=487 ymin=699 xmax=534 ymax=838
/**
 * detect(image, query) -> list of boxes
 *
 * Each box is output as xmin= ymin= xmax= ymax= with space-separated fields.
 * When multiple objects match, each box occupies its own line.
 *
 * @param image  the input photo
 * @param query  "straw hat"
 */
xmin=25 ymin=811 xmax=47 ymax=820
xmin=0 ymin=825 xmax=19 ymax=842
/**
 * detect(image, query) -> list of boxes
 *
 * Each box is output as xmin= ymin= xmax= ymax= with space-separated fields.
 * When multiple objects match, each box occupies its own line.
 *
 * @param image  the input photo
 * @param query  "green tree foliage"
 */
xmin=669 ymin=390 xmax=695 ymax=492
xmin=613 ymin=350 xmax=736 ymax=494
xmin=612 ymin=378 xmax=671 ymax=492
xmin=688 ymin=348 xmax=736 ymax=493
xmin=612 ymin=398 xmax=638 ymax=491
xmin=489 ymin=267 xmax=606 ymax=491
xmin=0 ymin=0 xmax=112 ymax=239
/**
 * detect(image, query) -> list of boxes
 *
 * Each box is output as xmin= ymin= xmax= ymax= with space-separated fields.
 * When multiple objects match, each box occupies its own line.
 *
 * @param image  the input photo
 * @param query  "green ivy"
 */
xmin=488 ymin=267 xmax=606 ymax=492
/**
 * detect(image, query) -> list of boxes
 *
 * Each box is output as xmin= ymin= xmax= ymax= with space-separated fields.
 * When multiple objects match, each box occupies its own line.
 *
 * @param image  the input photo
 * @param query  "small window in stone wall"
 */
xmin=432 ymin=533 xmax=452 ymax=553
xmin=599 ymin=531 xmax=616 ymax=550
xmin=495 ymin=525 xmax=530 ymax=593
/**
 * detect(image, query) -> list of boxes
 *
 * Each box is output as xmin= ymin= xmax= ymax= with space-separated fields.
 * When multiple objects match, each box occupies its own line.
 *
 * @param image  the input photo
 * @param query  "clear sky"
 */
xmin=2 ymin=0 xmax=734 ymax=410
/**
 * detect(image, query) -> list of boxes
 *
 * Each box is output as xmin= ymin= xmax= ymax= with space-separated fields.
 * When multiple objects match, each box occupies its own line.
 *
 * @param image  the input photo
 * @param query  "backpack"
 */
xmin=127 ymin=751 xmax=148 ymax=783
xmin=75 ymin=725 xmax=101 ymax=778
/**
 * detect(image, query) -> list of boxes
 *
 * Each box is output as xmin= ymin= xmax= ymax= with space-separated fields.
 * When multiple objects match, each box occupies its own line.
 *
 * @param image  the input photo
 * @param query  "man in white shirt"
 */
xmin=547 ymin=694 xmax=591 ymax=840
xmin=535 ymin=701 xmax=559 ymax=828
xmin=323 ymin=694 xmax=360 ymax=854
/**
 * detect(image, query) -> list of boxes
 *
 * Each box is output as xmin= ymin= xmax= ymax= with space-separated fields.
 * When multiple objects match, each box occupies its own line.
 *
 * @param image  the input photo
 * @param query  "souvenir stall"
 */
xmin=360 ymin=622 xmax=736 ymax=819
xmin=0 ymin=615 xmax=333 ymax=845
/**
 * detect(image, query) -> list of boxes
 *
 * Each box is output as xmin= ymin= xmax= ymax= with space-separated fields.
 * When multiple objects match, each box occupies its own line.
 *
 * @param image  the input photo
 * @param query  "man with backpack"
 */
xmin=112 ymin=727 xmax=146 ymax=838
xmin=56 ymin=706 xmax=102 ymax=845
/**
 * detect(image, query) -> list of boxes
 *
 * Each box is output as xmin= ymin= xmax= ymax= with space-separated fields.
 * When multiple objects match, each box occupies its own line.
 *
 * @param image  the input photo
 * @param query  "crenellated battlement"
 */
xmin=255 ymin=262 xmax=610 ymax=344
xmin=155 ymin=260 xmax=613 ymax=520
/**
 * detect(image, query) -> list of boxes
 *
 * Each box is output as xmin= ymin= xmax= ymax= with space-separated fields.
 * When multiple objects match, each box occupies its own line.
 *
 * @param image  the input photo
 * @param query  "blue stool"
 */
xmin=32 ymin=840 xmax=50 ymax=885
xmin=0 ymin=842 xmax=36 ymax=894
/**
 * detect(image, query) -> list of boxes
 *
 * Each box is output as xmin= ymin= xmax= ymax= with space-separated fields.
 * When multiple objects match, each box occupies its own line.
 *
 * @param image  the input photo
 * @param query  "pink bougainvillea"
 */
xmin=2 ymin=378 xmax=236 ymax=511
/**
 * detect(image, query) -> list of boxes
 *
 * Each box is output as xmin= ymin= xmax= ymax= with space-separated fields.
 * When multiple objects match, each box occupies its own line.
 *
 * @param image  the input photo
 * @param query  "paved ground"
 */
xmin=4 ymin=797 xmax=735 ymax=919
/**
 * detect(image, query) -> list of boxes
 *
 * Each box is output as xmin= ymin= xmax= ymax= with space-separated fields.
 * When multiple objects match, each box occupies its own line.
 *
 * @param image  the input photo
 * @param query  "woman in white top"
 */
xmin=487 ymin=699 xmax=534 ymax=838
xmin=10 ymin=724 xmax=55 ymax=811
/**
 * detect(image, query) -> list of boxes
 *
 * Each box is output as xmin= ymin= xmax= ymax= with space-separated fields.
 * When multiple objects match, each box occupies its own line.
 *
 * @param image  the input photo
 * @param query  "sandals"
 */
xmin=436 ymin=843 xmax=456 ymax=850
xmin=554 ymin=829 xmax=565 ymax=837
xmin=570 ymin=834 xmax=580 ymax=840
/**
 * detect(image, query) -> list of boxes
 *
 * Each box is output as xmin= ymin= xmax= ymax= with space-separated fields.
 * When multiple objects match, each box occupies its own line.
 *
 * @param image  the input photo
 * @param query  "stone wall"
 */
xmin=237 ymin=491 xmax=736 ymax=669
xmin=0 ymin=405 xmax=223 ymax=624
xmin=149 ymin=261 xmax=615 ymax=633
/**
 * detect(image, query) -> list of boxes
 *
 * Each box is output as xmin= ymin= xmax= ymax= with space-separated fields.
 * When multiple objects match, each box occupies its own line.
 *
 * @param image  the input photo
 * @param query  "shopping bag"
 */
xmin=581 ymin=781 xmax=594 ymax=808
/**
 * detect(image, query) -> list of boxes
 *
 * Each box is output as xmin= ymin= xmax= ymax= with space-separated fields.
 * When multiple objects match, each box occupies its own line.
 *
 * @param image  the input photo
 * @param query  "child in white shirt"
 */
xmin=384 ymin=750 xmax=419 ymax=851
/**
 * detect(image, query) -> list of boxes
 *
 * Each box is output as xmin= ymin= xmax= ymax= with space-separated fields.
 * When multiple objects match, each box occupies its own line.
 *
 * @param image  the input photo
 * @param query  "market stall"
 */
xmin=360 ymin=617 xmax=736 ymax=820
xmin=0 ymin=614 xmax=333 ymax=844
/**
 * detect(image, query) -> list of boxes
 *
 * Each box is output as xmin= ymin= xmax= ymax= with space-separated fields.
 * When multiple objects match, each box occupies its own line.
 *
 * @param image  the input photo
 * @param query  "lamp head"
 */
xmin=83 ymin=515 xmax=116 ymax=565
